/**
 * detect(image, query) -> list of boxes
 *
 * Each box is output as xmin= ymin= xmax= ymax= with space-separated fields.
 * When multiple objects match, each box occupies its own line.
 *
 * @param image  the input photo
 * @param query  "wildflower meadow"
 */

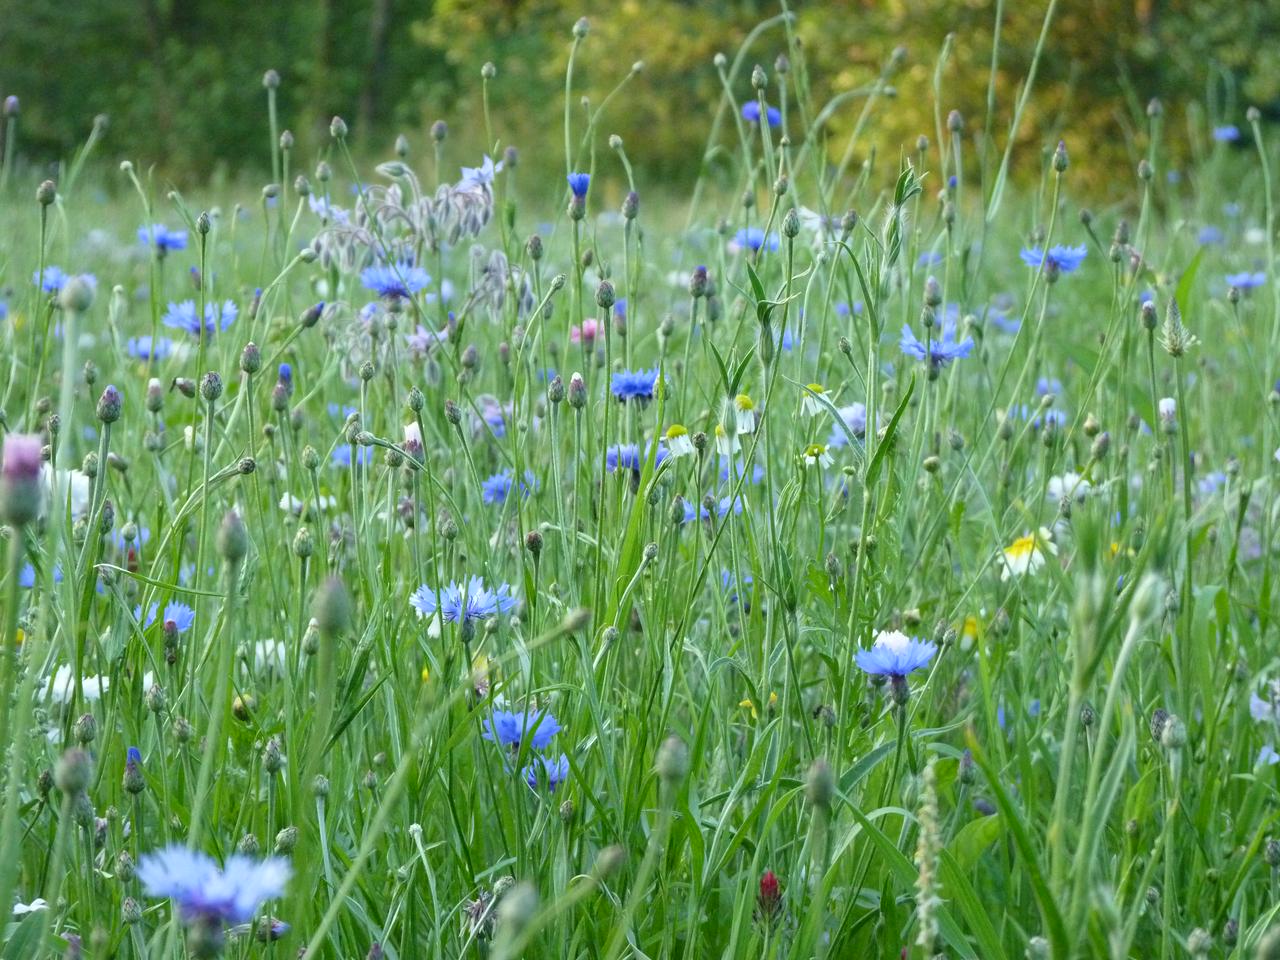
xmin=4 ymin=6 xmax=1280 ymax=959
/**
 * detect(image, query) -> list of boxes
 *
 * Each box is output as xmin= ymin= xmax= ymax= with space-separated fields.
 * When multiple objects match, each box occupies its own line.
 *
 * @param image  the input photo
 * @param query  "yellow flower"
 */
xmin=665 ymin=424 xmax=695 ymax=458
xmin=739 ymin=691 xmax=778 ymax=720
xmin=420 ymin=665 xmax=431 ymax=683
xmin=962 ymin=615 xmax=979 ymax=640
xmin=1001 ymin=527 xmax=1057 ymax=581
xmin=733 ymin=393 xmax=757 ymax=434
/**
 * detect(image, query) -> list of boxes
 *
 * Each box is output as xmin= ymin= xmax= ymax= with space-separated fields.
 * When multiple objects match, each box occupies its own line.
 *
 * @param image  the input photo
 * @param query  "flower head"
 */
xmin=134 ymin=601 xmax=196 ymax=633
xmin=162 ymin=300 xmax=238 ymax=338
xmin=855 ymin=629 xmax=936 ymax=678
xmin=524 ymin=753 xmax=570 ymax=791
xmin=126 ymin=335 xmax=174 ymax=361
xmin=361 ymin=262 xmax=430 ymax=299
xmin=801 ymin=443 xmax=833 ymax=469
xmin=1213 ymin=124 xmax=1241 ymax=143
xmin=899 ymin=320 xmax=973 ymax=368
xmin=828 ymin=403 xmax=868 ymax=447
xmin=801 ymin=383 xmax=827 ymax=417
xmin=138 ymin=224 xmax=188 ymax=254
xmin=665 ymin=424 xmax=695 ymax=459
xmin=732 ymin=227 xmax=779 ymax=254
xmin=483 ymin=707 xmax=561 ymax=751
xmin=1001 ymin=527 xmax=1057 ymax=581
xmin=566 ymin=172 xmax=591 ymax=198
xmin=1019 ymin=245 xmax=1087 ymax=274
xmin=137 ymin=845 xmax=290 ymax=925
xmin=481 ymin=470 xmax=536 ymax=504
xmin=1226 ymin=271 xmax=1266 ymax=290
xmin=460 ymin=155 xmax=503 ymax=189
xmin=410 ymin=576 xmax=516 ymax=625
xmin=610 ymin=367 xmax=659 ymax=403
xmin=741 ymin=101 xmax=781 ymax=128
xmin=605 ymin=442 xmax=667 ymax=474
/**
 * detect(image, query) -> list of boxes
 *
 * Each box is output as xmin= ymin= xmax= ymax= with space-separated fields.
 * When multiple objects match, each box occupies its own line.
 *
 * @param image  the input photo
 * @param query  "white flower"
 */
xmin=1046 ymin=472 xmax=1091 ymax=503
xmin=459 ymin=155 xmax=504 ymax=189
xmin=41 ymin=468 xmax=90 ymax=521
xmin=733 ymin=394 xmax=757 ymax=435
xmin=1158 ymin=397 xmax=1176 ymax=424
xmin=801 ymin=383 xmax=828 ymax=417
xmin=48 ymin=665 xmax=110 ymax=704
xmin=1000 ymin=527 xmax=1057 ymax=581
xmin=12 ymin=898 xmax=47 ymax=917
xmin=664 ymin=425 xmax=695 ymax=459
xmin=278 ymin=492 xmax=335 ymax=516
xmin=715 ymin=424 xmax=740 ymax=456
xmin=1246 ymin=227 xmax=1268 ymax=245
xmin=801 ymin=443 xmax=833 ymax=469
xmin=254 ymin=639 xmax=286 ymax=674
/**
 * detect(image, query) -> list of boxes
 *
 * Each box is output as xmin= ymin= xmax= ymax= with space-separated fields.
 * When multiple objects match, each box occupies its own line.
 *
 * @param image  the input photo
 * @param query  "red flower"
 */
xmin=755 ymin=870 xmax=782 ymax=926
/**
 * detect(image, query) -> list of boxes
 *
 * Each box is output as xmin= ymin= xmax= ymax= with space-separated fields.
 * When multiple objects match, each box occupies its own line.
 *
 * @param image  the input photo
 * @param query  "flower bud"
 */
xmin=96 ymin=384 xmax=122 ymax=423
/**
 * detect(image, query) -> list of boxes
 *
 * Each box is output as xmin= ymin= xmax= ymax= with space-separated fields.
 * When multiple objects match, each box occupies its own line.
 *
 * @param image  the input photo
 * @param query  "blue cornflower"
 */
xmin=134 ymin=602 xmax=196 ymax=632
xmin=1036 ymin=377 xmax=1063 ymax=397
xmin=481 ymin=406 xmax=507 ymax=438
xmin=610 ymin=368 xmax=659 ymax=403
xmin=33 ymin=266 xmax=68 ymax=292
xmin=137 ymin=845 xmax=290 ymax=926
xmin=138 ymin=224 xmax=188 ymax=254
xmin=732 ymin=227 xmax=780 ymax=253
xmin=567 ymin=172 xmax=591 ymax=198
xmin=361 ymin=262 xmax=431 ymax=299
xmin=127 ymin=746 xmax=142 ymax=765
xmin=18 ymin=564 xmax=63 ymax=589
xmin=1224 ymin=202 xmax=1242 ymax=218
xmin=1226 ymin=271 xmax=1266 ymax=289
xmin=481 ymin=470 xmax=536 ymax=504
xmin=410 ymin=575 xmax=516 ymax=624
xmin=605 ymin=443 xmax=668 ymax=474
xmin=162 ymin=299 xmax=238 ymax=338
xmin=482 ymin=707 xmax=561 ymax=751
xmin=899 ymin=320 xmax=974 ymax=368
xmin=331 ymin=445 xmax=373 ymax=468
xmin=854 ymin=629 xmax=937 ymax=678
xmin=524 ymin=753 xmax=571 ymax=791
xmin=1019 ymin=244 xmax=1087 ymax=274
xmin=278 ymin=363 xmax=292 ymax=387
xmin=918 ymin=251 xmax=943 ymax=267
xmin=126 ymin=335 xmax=174 ymax=361
xmin=1213 ymin=124 xmax=1241 ymax=143
xmin=0 ymin=300 xmax=8 ymax=321
xmin=1197 ymin=225 xmax=1224 ymax=245
xmin=828 ymin=403 xmax=869 ymax=447
xmin=460 ymin=155 xmax=503 ymax=188
xmin=719 ymin=459 xmax=765 ymax=484
xmin=741 ymin=101 xmax=781 ymax=128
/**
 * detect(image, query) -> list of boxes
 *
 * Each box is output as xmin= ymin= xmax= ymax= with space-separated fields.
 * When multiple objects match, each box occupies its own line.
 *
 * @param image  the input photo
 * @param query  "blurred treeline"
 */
xmin=0 ymin=0 xmax=1276 ymax=191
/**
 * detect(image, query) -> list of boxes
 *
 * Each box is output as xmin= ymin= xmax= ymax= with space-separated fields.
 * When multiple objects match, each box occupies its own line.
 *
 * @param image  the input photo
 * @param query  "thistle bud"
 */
xmin=595 ymin=280 xmax=615 ymax=310
xmin=330 ymin=116 xmax=348 ymax=139
xmin=751 ymin=64 xmax=767 ymax=90
xmin=314 ymin=576 xmax=352 ymax=636
xmin=216 ymin=510 xmax=249 ymax=563
xmin=568 ymin=373 xmax=587 ymax=409
xmin=947 ymin=109 xmax=964 ymax=133
xmin=240 ymin=342 xmax=262 ymax=374
xmin=782 ymin=207 xmax=800 ymax=238
xmin=547 ymin=375 xmax=565 ymax=404
xmin=37 ymin=179 xmax=57 ymax=206
xmin=55 ymin=749 xmax=93 ymax=794
xmin=60 ymin=275 xmax=96 ymax=313
xmin=200 ymin=372 xmax=223 ymax=403
xmin=656 ymin=735 xmax=689 ymax=785
xmin=805 ymin=757 xmax=834 ymax=809
xmin=1052 ymin=140 xmax=1068 ymax=172
xmin=622 ymin=190 xmax=639 ymax=221
xmin=525 ymin=530 xmax=543 ymax=559
xmin=0 ymin=433 xmax=44 ymax=526
xmin=96 ymin=384 xmax=122 ymax=423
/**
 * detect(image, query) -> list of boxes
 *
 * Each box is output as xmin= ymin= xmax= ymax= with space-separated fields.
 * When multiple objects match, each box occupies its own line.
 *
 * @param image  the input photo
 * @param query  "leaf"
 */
xmin=965 ymin=730 xmax=1069 ymax=956
xmin=864 ymin=373 xmax=915 ymax=488
xmin=707 ymin=339 xmax=732 ymax=398
xmin=1174 ymin=247 xmax=1203 ymax=320
xmin=948 ymin=814 xmax=1001 ymax=872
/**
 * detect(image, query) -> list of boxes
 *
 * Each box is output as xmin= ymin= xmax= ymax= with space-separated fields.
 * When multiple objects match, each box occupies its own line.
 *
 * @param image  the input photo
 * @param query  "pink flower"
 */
xmin=570 ymin=318 xmax=600 ymax=345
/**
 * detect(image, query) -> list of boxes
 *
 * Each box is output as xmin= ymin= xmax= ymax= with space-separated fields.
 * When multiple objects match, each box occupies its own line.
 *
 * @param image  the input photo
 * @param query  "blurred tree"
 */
xmin=0 ymin=0 xmax=1272 ymax=189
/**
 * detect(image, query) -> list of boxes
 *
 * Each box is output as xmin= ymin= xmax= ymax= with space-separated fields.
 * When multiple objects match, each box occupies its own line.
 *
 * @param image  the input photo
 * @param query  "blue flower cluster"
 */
xmin=410 ymin=575 xmax=516 ymax=625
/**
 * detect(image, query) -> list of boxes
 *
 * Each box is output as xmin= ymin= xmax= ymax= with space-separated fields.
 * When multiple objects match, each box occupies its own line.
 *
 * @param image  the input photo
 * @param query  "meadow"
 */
xmin=2 ymin=8 xmax=1280 ymax=959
